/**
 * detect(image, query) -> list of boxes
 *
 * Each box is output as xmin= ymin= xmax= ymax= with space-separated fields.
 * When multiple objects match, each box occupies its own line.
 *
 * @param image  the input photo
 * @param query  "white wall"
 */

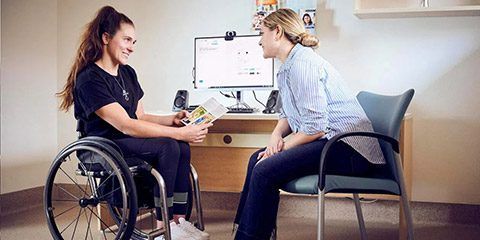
xmin=1 ymin=0 xmax=58 ymax=193
xmin=317 ymin=1 xmax=480 ymax=204
xmin=0 ymin=0 xmax=2 ymax=192
xmin=1 ymin=0 xmax=3 ymax=190
xmin=1 ymin=0 xmax=478 ymax=204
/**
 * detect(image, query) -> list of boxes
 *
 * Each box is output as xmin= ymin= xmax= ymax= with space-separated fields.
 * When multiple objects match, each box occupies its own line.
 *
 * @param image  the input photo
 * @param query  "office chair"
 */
xmin=281 ymin=89 xmax=415 ymax=240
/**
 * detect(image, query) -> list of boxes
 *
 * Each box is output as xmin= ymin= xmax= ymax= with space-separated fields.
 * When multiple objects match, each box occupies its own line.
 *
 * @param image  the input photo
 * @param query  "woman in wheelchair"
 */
xmin=56 ymin=5 xmax=210 ymax=239
xmin=233 ymin=9 xmax=386 ymax=240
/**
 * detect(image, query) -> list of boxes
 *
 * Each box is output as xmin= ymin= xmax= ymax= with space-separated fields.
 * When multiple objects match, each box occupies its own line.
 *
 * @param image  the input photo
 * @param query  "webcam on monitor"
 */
xmin=225 ymin=31 xmax=236 ymax=41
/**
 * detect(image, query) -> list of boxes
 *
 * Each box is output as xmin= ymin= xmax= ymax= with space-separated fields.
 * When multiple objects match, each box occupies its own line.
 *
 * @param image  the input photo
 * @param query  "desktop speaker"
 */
xmin=262 ymin=90 xmax=282 ymax=114
xmin=172 ymin=90 xmax=189 ymax=112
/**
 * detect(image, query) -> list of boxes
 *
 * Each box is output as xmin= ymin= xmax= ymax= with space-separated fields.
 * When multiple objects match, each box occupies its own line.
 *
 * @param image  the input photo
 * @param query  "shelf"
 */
xmin=355 ymin=5 xmax=480 ymax=18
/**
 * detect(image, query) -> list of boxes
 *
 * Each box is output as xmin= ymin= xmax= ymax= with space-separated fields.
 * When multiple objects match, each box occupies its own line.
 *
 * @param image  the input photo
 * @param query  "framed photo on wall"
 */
xmin=299 ymin=8 xmax=316 ymax=34
xmin=251 ymin=0 xmax=317 ymax=34
xmin=252 ymin=0 xmax=279 ymax=31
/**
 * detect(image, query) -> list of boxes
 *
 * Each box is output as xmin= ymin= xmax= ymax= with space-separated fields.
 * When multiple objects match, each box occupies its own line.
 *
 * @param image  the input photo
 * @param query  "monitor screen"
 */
xmin=194 ymin=35 xmax=274 ymax=91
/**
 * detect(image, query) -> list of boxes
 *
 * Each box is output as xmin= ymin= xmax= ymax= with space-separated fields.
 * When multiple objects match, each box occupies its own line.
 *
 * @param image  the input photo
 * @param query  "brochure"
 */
xmin=180 ymin=97 xmax=228 ymax=125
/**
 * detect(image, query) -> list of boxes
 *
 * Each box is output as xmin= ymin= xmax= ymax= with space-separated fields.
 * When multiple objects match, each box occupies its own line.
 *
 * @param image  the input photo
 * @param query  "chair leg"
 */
xmin=317 ymin=189 xmax=325 ymax=240
xmin=400 ymin=195 xmax=414 ymax=240
xmin=395 ymin=155 xmax=414 ymax=240
xmin=353 ymin=194 xmax=367 ymax=240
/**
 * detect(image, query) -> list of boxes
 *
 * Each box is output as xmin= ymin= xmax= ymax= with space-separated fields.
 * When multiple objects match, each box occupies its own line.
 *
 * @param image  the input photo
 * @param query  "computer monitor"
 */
xmin=193 ymin=34 xmax=274 ymax=109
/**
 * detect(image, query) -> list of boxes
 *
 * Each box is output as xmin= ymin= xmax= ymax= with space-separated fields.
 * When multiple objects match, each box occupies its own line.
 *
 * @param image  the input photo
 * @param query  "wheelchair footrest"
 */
xmin=147 ymin=228 xmax=166 ymax=240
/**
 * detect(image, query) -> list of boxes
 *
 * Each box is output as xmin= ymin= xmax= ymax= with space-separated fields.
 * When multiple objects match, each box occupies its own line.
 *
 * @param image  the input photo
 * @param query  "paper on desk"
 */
xmin=180 ymin=97 xmax=228 ymax=125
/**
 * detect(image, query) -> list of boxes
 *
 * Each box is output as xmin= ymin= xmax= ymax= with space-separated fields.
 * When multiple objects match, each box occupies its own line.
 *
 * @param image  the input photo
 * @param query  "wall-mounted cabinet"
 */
xmin=354 ymin=0 xmax=480 ymax=18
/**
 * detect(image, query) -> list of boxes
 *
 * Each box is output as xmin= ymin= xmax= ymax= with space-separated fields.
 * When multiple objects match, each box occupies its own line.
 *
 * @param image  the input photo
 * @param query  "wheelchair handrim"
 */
xmin=44 ymin=145 xmax=136 ymax=240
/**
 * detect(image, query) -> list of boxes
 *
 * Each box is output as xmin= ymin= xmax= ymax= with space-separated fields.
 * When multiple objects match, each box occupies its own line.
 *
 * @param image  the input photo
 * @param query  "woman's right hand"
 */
xmin=177 ymin=123 xmax=213 ymax=143
xmin=258 ymin=133 xmax=284 ymax=160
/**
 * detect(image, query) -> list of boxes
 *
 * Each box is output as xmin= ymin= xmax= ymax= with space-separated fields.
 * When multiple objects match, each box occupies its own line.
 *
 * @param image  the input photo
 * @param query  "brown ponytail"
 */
xmin=57 ymin=6 xmax=134 ymax=112
xmin=298 ymin=32 xmax=319 ymax=48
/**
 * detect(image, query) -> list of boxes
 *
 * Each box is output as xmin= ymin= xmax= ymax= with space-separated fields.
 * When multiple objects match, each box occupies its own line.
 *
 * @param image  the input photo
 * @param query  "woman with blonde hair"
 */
xmin=233 ymin=8 xmax=384 ymax=239
xmin=57 ymin=6 xmax=210 ymax=239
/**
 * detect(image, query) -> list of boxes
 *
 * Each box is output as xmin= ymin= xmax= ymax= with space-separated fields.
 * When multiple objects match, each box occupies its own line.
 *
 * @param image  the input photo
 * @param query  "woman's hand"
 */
xmin=177 ymin=123 xmax=213 ymax=143
xmin=172 ymin=110 xmax=189 ymax=127
xmin=257 ymin=133 xmax=284 ymax=160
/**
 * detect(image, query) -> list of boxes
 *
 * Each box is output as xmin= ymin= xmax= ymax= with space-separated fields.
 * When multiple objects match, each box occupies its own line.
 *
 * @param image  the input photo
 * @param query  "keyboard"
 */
xmin=227 ymin=107 xmax=255 ymax=113
xmin=186 ymin=105 xmax=199 ymax=112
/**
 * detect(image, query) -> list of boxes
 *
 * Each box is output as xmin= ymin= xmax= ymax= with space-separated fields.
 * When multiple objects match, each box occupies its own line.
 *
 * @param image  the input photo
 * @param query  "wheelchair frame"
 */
xmin=44 ymin=136 xmax=204 ymax=240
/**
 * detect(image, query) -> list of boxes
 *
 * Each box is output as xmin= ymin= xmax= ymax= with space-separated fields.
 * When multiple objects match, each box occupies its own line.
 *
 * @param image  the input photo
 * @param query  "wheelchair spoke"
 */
xmin=94 ymin=171 xmax=116 ymax=195
xmin=84 ymin=208 xmax=94 ymax=240
xmin=67 ymin=155 xmax=81 ymax=187
xmin=97 ymin=185 xmax=122 ymax=200
xmin=85 ymin=206 xmax=118 ymax=237
xmin=70 ymin=207 xmax=83 ymax=240
xmin=54 ymin=203 xmax=80 ymax=219
xmin=53 ymin=183 xmax=81 ymax=201
xmin=83 ymin=178 xmax=92 ymax=197
xmin=60 ymin=207 xmax=82 ymax=235
xmin=94 ymin=205 xmax=110 ymax=239
xmin=52 ymin=199 xmax=79 ymax=203
xmin=59 ymin=167 xmax=90 ymax=197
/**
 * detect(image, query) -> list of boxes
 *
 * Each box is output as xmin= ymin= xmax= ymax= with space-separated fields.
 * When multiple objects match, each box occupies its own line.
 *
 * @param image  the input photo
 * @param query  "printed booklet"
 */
xmin=180 ymin=97 xmax=228 ymax=125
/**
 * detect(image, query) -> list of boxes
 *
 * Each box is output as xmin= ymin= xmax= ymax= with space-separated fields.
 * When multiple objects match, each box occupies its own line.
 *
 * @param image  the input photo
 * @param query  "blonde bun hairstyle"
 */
xmin=262 ymin=8 xmax=319 ymax=48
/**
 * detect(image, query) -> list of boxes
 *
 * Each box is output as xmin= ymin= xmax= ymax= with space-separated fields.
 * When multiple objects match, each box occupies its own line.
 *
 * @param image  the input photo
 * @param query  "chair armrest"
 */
xmin=318 ymin=131 xmax=399 ymax=190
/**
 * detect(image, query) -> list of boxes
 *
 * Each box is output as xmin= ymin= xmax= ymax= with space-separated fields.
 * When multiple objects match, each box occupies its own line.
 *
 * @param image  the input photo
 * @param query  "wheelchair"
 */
xmin=44 ymin=127 xmax=205 ymax=240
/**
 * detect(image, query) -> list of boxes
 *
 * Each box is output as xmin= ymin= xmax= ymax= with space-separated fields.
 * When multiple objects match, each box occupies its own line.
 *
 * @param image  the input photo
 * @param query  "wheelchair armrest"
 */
xmin=318 ymin=131 xmax=399 ymax=190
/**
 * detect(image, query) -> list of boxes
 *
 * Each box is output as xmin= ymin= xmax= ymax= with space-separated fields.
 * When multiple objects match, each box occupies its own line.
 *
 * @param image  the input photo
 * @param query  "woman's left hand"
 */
xmin=172 ymin=110 xmax=189 ymax=126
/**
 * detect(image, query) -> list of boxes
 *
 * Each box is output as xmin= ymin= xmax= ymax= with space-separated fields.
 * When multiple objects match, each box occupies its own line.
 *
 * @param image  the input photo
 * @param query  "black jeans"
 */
xmin=113 ymin=137 xmax=190 ymax=220
xmin=234 ymin=139 xmax=377 ymax=240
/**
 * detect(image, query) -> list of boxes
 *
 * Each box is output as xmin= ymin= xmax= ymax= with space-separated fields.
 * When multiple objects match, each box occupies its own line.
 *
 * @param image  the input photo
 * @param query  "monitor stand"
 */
xmin=229 ymin=91 xmax=252 ymax=109
xmin=227 ymin=91 xmax=254 ymax=113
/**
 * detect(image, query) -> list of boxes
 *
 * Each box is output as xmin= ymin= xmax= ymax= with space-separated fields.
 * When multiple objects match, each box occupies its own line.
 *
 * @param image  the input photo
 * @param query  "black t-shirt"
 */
xmin=74 ymin=63 xmax=144 ymax=139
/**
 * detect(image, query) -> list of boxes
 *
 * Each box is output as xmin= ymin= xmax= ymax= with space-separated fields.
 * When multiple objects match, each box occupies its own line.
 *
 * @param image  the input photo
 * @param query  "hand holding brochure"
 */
xmin=180 ymin=97 xmax=228 ymax=125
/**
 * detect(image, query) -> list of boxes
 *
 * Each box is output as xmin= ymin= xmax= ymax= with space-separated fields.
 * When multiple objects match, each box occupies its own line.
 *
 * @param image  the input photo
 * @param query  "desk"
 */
xmin=191 ymin=113 xmax=279 ymax=192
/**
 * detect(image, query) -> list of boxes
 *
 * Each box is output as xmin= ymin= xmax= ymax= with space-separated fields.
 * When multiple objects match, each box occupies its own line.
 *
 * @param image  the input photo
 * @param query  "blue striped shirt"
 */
xmin=277 ymin=44 xmax=385 ymax=164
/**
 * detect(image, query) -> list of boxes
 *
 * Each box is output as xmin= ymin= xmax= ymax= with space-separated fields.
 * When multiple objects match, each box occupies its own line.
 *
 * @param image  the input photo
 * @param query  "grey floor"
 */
xmin=1 ymin=202 xmax=479 ymax=240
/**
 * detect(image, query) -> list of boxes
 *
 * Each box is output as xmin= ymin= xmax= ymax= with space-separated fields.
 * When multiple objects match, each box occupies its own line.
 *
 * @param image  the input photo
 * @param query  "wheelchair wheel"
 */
xmin=44 ymin=141 xmax=138 ymax=240
xmin=107 ymin=173 xmax=195 ymax=239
